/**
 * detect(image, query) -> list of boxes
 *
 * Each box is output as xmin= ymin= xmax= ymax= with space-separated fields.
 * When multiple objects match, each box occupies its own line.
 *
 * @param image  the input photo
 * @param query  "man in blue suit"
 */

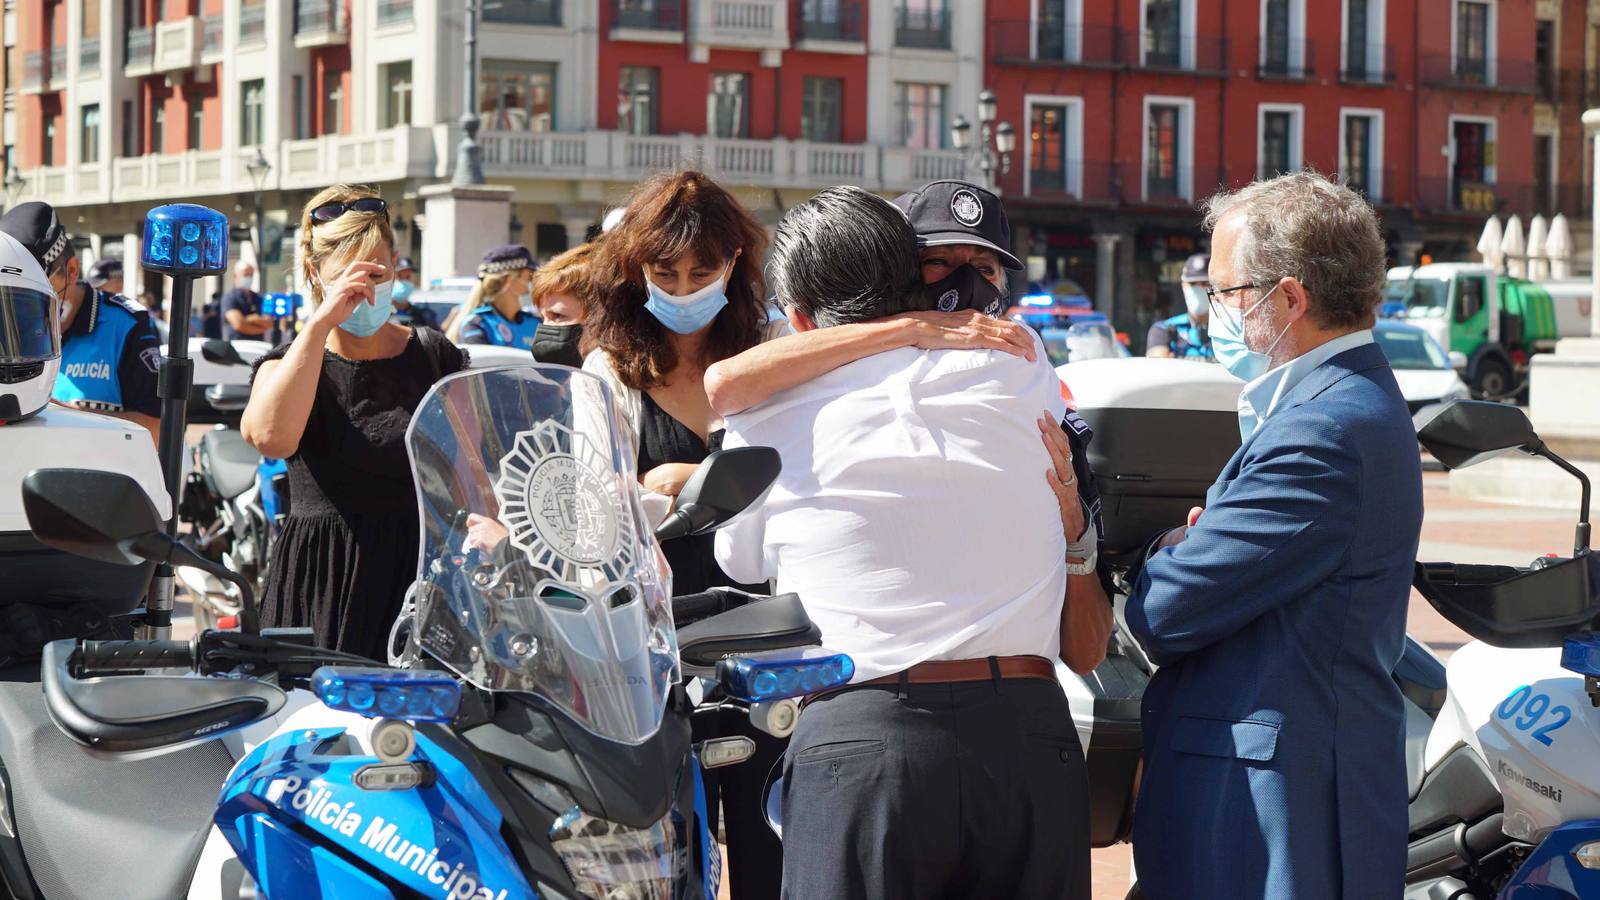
xmin=1125 ymin=172 xmax=1423 ymax=899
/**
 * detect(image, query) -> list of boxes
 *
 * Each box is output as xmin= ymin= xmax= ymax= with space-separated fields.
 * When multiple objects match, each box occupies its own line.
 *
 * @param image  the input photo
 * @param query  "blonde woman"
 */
xmin=529 ymin=240 xmax=600 ymax=366
xmin=241 ymin=184 xmax=468 ymax=659
xmin=445 ymin=244 xmax=538 ymax=350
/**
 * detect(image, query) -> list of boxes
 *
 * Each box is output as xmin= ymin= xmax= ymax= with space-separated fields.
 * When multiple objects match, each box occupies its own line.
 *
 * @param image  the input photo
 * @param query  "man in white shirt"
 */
xmin=715 ymin=186 xmax=1094 ymax=899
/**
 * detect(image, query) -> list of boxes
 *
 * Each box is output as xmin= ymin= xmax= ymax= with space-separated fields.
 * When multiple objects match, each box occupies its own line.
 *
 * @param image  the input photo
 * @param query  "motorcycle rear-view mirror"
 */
xmin=201 ymin=339 xmax=246 ymax=367
xmin=23 ymin=469 xmax=165 ymax=566
xmin=654 ymin=446 xmax=780 ymax=542
xmin=1415 ymin=400 xmax=1539 ymax=470
xmin=24 ymin=469 xmax=265 ymax=630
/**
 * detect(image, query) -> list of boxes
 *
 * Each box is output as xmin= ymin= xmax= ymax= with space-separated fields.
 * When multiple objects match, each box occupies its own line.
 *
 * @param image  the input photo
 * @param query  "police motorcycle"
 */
xmin=1393 ymin=400 xmax=1600 ymax=900
xmin=0 ymin=229 xmax=170 ymax=665
xmin=3 ymin=362 xmax=854 ymax=900
xmin=176 ymin=339 xmax=286 ymax=632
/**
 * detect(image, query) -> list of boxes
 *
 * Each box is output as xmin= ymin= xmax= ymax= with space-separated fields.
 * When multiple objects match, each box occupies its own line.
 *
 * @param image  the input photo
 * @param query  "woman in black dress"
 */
xmin=241 ymin=184 xmax=467 ymax=661
xmin=581 ymin=171 xmax=787 ymax=900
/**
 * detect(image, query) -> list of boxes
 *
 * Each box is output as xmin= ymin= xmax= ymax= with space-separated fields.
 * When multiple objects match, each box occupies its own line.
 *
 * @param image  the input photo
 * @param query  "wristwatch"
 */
xmin=1065 ymin=501 xmax=1098 ymax=576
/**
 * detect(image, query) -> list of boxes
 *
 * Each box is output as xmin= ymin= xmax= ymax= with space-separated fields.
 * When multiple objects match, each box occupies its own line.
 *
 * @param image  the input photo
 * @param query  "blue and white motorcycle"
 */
xmin=5 ymin=363 xmax=850 ymax=900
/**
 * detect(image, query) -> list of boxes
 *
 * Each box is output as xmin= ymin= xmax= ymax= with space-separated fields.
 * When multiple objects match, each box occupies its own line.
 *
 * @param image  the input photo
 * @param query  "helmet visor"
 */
xmin=0 ymin=286 xmax=60 ymax=366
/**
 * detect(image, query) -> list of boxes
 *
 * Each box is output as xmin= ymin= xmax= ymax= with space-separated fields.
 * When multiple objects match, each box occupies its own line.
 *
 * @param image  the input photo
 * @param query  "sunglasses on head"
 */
xmin=310 ymin=197 xmax=388 ymax=223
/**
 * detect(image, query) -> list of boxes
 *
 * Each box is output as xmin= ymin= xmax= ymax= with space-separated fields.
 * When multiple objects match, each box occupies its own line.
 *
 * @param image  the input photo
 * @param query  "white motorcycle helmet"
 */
xmin=0 ymin=230 xmax=61 ymax=422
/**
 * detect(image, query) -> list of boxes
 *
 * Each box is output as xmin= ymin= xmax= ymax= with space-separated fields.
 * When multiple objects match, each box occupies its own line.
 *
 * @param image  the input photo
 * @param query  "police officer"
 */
xmin=0 ymin=202 xmax=162 ymax=439
xmin=389 ymin=255 xmax=436 ymax=329
xmin=450 ymin=244 xmax=539 ymax=351
xmin=1146 ymin=252 xmax=1215 ymax=360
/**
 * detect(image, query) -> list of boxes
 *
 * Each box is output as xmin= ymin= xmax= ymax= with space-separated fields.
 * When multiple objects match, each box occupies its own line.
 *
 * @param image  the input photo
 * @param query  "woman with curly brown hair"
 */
xmin=582 ymin=170 xmax=786 ymax=594
xmin=242 ymin=184 xmax=468 ymax=660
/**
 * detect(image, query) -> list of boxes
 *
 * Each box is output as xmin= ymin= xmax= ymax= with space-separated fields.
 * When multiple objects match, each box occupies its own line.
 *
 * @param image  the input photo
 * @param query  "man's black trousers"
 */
xmin=779 ymin=675 xmax=1091 ymax=899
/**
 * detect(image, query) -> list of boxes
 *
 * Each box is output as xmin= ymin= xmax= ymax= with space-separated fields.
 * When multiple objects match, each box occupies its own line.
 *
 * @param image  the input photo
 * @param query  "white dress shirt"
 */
xmin=714 ymin=337 xmax=1069 ymax=683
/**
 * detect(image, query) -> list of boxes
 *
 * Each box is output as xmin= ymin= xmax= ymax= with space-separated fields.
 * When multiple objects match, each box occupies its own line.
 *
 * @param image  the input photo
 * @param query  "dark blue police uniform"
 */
xmin=53 ymin=285 xmax=163 ymax=416
xmin=1146 ymin=313 xmax=1213 ymax=361
xmin=456 ymin=305 xmax=539 ymax=351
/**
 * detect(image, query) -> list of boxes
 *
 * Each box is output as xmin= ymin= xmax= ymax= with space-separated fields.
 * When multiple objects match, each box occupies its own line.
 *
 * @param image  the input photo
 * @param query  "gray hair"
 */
xmin=769 ymin=187 xmax=927 ymax=327
xmin=1202 ymin=171 xmax=1386 ymax=330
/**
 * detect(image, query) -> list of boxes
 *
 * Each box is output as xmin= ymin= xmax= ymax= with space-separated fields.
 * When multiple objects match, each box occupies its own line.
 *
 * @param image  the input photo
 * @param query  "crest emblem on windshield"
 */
xmin=494 ymin=421 xmax=636 ymax=584
xmin=950 ymin=189 xmax=984 ymax=227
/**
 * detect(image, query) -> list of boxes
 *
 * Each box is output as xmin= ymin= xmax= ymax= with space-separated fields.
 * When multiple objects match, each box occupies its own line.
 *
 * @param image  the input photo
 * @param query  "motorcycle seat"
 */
xmin=200 ymin=428 xmax=260 ymax=500
xmin=0 ymin=664 xmax=234 ymax=900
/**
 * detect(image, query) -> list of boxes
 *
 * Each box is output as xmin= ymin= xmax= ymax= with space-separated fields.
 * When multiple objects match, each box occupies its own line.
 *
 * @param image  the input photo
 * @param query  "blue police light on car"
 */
xmin=1561 ymin=632 xmax=1600 ymax=678
xmin=1020 ymin=293 xmax=1055 ymax=307
xmin=141 ymin=204 xmax=228 ymax=276
xmin=311 ymin=667 xmax=462 ymax=723
xmin=717 ymin=648 xmax=855 ymax=703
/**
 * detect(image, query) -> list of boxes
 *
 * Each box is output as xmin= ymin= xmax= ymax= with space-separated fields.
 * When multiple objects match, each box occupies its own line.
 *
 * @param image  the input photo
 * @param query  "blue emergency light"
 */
xmin=264 ymin=292 xmax=301 ymax=319
xmin=311 ymin=666 xmax=463 ymax=723
xmin=141 ymin=204 xmax=229 ymax=276
xmin=1020 ymin=293 xmax=1055 ymax=307
xmin=717 ymin=648 xmax=855 ymax=703
xmin=1561 ymin=633 xmax=1600 ymax=679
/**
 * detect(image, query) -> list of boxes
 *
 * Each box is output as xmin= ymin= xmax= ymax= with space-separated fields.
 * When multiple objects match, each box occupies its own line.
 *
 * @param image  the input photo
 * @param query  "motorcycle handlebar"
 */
xmin=672 ymin=591 xmax=728 ymax=624
xmin=75 ymin=639 xmax=195 ymax=676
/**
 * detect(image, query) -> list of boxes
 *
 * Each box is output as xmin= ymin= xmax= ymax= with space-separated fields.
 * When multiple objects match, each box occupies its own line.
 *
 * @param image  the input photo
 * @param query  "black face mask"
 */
xmin=923 ymin=264 xmax=1008 ymax=317
xmin=531 ymin=322 xmax=584 ymax=368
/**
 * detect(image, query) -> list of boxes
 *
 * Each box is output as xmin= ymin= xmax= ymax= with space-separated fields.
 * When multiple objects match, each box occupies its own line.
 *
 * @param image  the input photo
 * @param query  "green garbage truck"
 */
xmin=1383 ymin=262 xmax=1593 ymax=398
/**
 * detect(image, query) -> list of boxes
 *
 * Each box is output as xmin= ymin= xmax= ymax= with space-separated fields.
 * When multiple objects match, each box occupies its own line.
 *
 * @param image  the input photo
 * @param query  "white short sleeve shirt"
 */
xmin=714 ymin=336 xmax=1070 ymax=682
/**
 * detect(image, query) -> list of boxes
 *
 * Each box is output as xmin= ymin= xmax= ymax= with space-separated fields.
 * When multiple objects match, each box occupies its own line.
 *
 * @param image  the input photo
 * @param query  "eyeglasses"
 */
xmin=310 ymin=197 xmax=388 ymax=224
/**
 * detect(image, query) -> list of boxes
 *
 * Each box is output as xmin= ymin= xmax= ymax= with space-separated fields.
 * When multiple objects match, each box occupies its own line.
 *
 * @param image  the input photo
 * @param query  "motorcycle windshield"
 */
xmin=405 ymin=365 xmax=677 ymax=744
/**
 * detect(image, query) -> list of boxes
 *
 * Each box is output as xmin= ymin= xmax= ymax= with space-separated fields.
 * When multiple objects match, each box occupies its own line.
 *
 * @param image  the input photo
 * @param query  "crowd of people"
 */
xmin=0 ymin=164 xmax=1423 ymax=899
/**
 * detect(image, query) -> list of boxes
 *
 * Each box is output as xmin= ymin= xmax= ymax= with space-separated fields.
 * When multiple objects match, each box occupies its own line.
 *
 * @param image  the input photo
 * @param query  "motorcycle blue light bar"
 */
xmin=310 ymin=666 xmax=462 ymax=723
xmin=1020 ymin=293 xmax=1054 ymax=307
xmin=141 ymin=204 xmax=228 ymax=276
xmin=1561 ymin=632 xmax=1600 ymax=679
xmin=717 ymin=648 xmax=855 ymax=703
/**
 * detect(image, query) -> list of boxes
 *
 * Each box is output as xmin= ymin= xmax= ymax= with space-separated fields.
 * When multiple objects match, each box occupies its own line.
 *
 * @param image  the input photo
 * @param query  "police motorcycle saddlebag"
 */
xmin=1056 ymin=358 xmax=1244 ymax=846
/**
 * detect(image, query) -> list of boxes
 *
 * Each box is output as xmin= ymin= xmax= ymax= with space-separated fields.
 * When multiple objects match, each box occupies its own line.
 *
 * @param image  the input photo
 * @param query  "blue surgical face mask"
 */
xmin=643 ymin=265 xmax=731 ymax=335
xmin=1209 ymin=281 xmax=1290 ymax=382
xmin=391 ymin=279 xmax=415 ymax=306
xmin=339 ymin=281 xmax=394 ymax=337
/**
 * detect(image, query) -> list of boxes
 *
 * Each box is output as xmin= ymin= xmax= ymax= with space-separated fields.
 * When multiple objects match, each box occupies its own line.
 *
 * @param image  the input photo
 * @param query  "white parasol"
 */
xmin=1477 ymin=216 xmax=1504 ymax=272
xmin=1526 ymin=214 xmax=1549 ymax=281
xmin=1546 ymin=213 xmax=1575 ymax=279
xmin=1502 ymin=214 xmax=1526 ymax=278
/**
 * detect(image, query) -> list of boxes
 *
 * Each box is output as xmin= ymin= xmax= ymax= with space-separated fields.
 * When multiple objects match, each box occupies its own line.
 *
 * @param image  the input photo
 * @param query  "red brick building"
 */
xmin=986 ymin=0 xmax=1589 ymax=346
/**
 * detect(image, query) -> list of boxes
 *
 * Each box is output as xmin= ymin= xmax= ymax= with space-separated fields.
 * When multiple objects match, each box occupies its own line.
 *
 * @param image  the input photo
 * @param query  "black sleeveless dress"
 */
xmin=250 ymin=328 xmax=467 ymax=661
xmin=636 ymin=391 xmax=765 ymax=596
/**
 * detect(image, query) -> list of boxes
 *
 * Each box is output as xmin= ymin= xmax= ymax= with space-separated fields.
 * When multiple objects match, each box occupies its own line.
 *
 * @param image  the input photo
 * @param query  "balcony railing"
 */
xmin=1139 ymin=34 xmax=1227 ymax=74
xmin=484 ymin=0 xmax=558 ymax=26
xmin=795 ymin=0 xmax=863 ymax=43
xmin=894 ymin=4 xmax=949 ymax=50
xmin=1341 ymin=168 xmax=1395 ymax=206
xmin=1258 ymin=37 xmax=1314 ymax=80
xmin=21 ymin=50 xmax=45 ymax=91
xmin=990 ymin=21 xmax=1121 ymax=68
xmin=79 ymin=37 xmax=101 ymax=74
xmin=125 ymin=27 xmax=155 ymax=70
xmin=612 ymin=0 xmax=682 ymax=31
xmin=1421 ymin=54 xmax=1536 ymax=93
xmin=377 ymin=0 xmax=414 ymax=25
xmin=1417 ymin=177 xmax=1505 ymax=216
xmin=1542 ymin=68 xmax=1587 ymax=106
xmin=239 ymin=4 xmax=267 ymax=46
xmin=202 ymin=14 xmax=224 ymax=56
xmin=690 ymin=0 xmax=787 ymax=56
xmin=295 ymin=0 xmax=348 ymax=38
xmin=1341 ymin=42 xmax=1396 ymax=84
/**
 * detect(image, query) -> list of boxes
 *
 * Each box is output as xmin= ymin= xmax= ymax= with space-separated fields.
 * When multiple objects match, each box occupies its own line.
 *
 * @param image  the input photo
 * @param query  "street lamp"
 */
xmin=245 ymin=146 xmax=278 ymax=343
xmin=3 ymin=167 xmax=26 ymax=207
xmin=949 ymin=88 xmax=1014 ymax=191
xmin=454 ymin=0 xmax=485 ymax=185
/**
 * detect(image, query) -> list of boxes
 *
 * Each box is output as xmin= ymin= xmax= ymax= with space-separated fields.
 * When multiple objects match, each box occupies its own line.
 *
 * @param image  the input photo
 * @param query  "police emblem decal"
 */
xmin=950 ymin=189 xmax=984 ymax=227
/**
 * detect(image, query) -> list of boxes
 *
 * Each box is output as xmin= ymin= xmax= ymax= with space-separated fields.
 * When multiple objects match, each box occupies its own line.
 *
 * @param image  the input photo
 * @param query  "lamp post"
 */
xmin=949 ymin=89 xmax=1015 ymax=191
xmin=245 ymin=146 xmax=276 ymax=342
xmin=454 ymin=0 xmax=485 ymax=185
xmin=3 ymin=167 xmax=26 ymax=208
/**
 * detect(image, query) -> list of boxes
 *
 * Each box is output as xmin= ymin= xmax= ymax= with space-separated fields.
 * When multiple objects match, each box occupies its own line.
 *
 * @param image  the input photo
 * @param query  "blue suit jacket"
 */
xmin=1125 ymin=342 xmax=1422 ymax=899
